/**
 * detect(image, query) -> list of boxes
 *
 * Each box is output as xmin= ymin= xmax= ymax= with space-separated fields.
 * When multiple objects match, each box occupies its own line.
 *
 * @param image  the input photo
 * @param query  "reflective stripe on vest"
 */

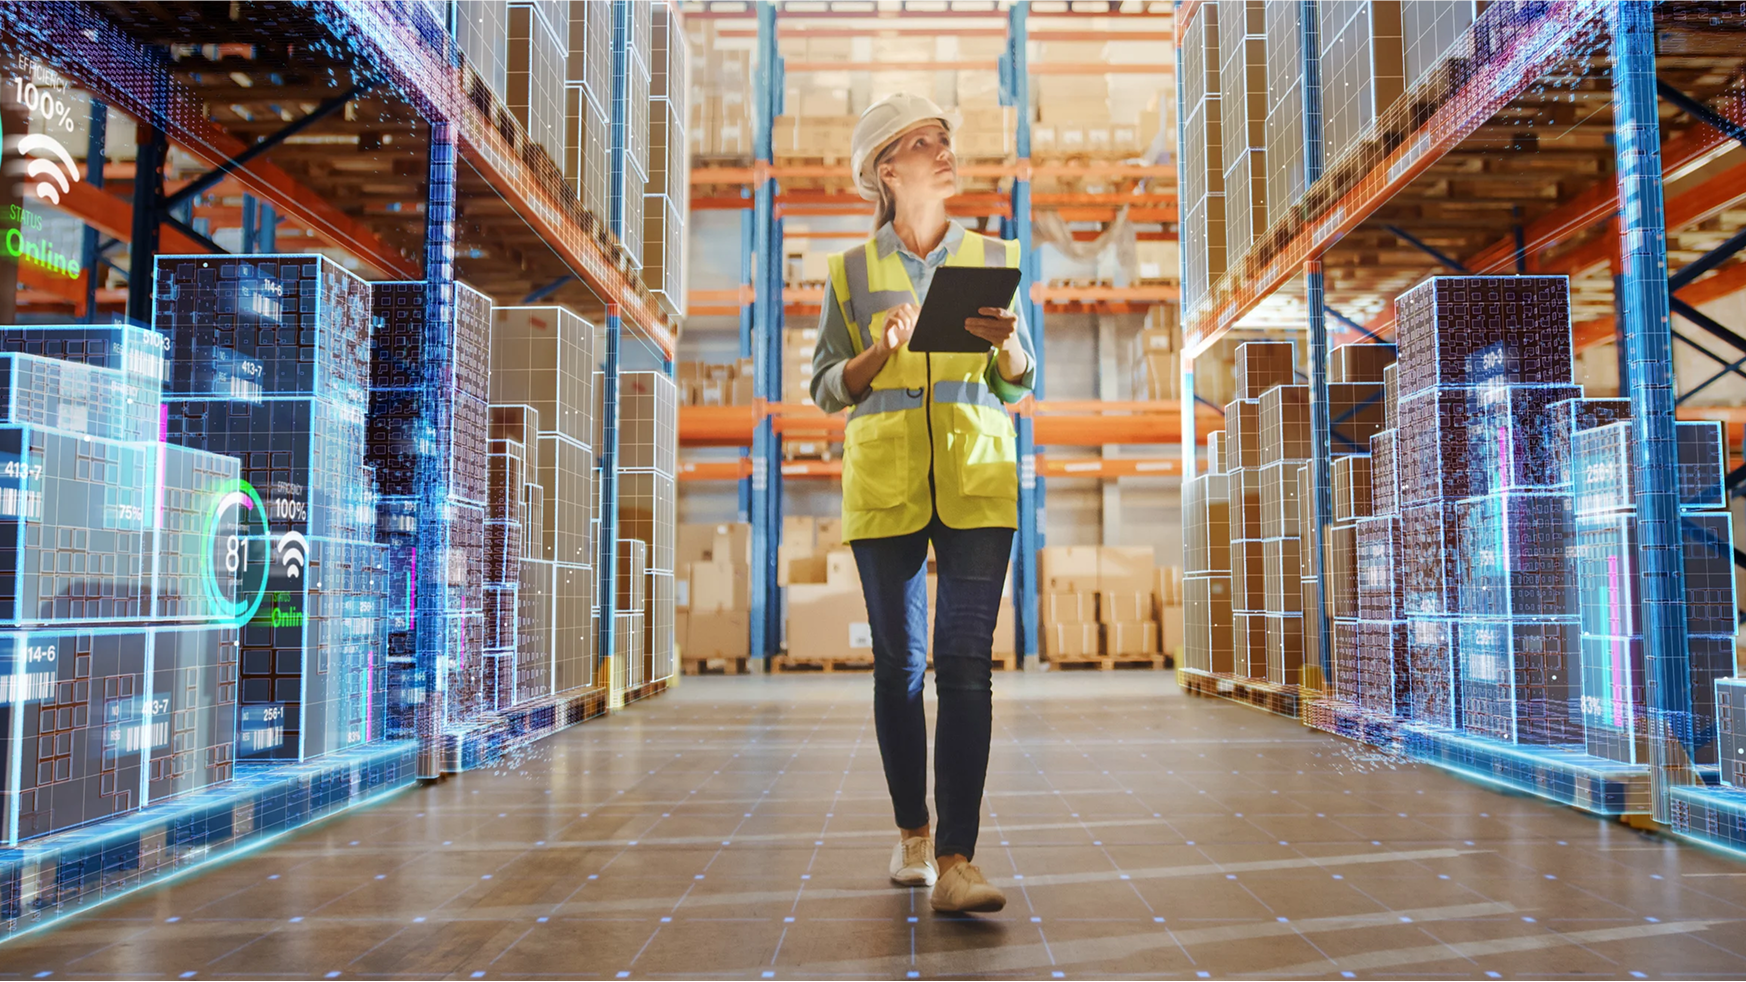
xmin=932 ymin=379 xmax=1005 ymax=414
xmin=841 ymin=244 xmax=912 ymax=352
xmin=849 ymin=386 xmax=925 ymax=421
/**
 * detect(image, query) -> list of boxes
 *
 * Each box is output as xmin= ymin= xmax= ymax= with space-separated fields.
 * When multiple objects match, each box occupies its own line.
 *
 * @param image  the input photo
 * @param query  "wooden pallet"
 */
xmin=682 ymin=656 xmax=750 ymax=676
xmin=773 ymin=656 xmax=874 ymax=673
xmin=1048 ymin=654 xmax=1169 ymax=671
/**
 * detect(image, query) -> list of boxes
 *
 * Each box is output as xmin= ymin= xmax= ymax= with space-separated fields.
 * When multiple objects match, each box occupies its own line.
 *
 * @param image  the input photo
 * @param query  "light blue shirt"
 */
xmin=810 ymin=221 xmax=1037 ymax=414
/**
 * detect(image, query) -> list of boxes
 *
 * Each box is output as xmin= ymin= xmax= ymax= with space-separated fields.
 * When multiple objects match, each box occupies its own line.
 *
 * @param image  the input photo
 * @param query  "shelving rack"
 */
xmin=678 ymin=0 xmax=1181 ymax=665
xmin=0 ymin=0 xmax=684 ymax=935
xmin=1175 ymin=0 xmax=1746 ymax=855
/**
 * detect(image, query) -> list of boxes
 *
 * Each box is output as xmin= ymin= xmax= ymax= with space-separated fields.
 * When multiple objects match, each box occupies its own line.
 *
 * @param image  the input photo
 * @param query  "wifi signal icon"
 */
xmin=278 ymin=530 xmax=309 ymax=580
xmin=17 ymin=134 xmax=80 ymax=206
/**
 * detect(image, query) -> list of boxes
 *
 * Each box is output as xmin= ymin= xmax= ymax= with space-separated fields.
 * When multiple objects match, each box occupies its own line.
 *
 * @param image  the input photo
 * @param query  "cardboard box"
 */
xmin=687 ymin=608 xmax=750 ymax=659
xmin=1099 ymin=547 xmax=1155 ymax=592
xmin=1044 ymin=592 xmax=1096 ymax=625
xmin=1160 ymin=605 xmax=1184 ymax=656
xmin=779 ymin=546 xmax=828 ymax=586
xmin=1048 ymin=623 xmax=1101 ymax=659
xmin=1040 ymin=546 xmax=1100 ymax=593
xmin=730 ymin=375 xmax=756 ymax=406
xmin=815 ymin=517 xmax=843 ymax=549
xmin=787 ymin=583 xmax=872 ymax=661
xmin=992 ymin=599 xmax=1015 ymax=655
xmin=688 ymin=560 xmax=747 ymax=613
xmin=676 ymin=609 xmax=689 ymax=653
xmin=824 ymin=547 xmax=858 ymax=588
xmin=1098 ymin=591 xmax=1151 ymax=625
xmin=679 ymin=523 xmax=719 ymax=570
xmin=1105 ymin=621 xmax=1158 ymax=657
xmin=784 ymin=515 xmax=817 ymax=554
xmin=712 ymin=523 xmax=752 ymax=567
xmin=1330 ymin=342 xmax=1397 ymax=385
xmin=1235 ymin=340 xmax=1296 ymax=399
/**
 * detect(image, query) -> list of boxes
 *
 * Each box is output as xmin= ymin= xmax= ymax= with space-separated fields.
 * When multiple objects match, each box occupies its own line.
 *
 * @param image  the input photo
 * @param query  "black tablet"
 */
xmin=908 ymin=266 xmax=1025 ymax=353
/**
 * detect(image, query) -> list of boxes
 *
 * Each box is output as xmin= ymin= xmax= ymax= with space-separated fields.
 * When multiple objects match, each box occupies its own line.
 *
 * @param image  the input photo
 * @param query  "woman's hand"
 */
xmin=845 ymin=302 xmax=918 ymax=399
xmin=968 ymin=307 xmax=1030 ymax=381
xmin=878 ymin=303 xmax=921 ymax=354
xmin=964 ymin=307 xmax=1017 ymax=348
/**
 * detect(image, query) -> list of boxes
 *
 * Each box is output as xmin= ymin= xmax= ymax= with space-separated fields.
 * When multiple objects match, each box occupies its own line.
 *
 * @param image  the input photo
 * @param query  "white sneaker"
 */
xmin=930 ymin=862 xmax=1006 ymax=913
xmin=889 ymin=836 xmax=938 ymax=887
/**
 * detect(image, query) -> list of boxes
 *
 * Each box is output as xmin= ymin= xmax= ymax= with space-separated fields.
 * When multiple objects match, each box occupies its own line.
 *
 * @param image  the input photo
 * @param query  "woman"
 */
xmin=810 ymin=93 xmax=1036 ymax=915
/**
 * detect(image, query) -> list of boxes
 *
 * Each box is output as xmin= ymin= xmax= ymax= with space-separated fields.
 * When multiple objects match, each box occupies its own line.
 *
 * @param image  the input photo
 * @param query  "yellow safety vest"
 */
xmin=827 ymin=229 xmax=1022 ymax=541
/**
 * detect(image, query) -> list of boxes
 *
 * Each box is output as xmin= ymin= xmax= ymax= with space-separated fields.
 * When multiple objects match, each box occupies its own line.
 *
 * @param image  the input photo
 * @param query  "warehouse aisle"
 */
xmin=7 ymin=672 xmax=1746 ymax=979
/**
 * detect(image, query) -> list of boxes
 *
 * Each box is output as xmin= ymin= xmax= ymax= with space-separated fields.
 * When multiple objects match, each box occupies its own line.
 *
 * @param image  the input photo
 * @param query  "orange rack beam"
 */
xmin=1039 ymin=456 xmax=1185 ymax=479
xmin=28 ymin=3 xmax=674 ymax=353
xmin=40 ymin=70 xmax=414 ymax=280
xmin=678 ymin=404 xmax=765 ymax=447
xmin=679 ymin=459 xmax=753 ymax=481
xmin=1360 ymin=104 xmax=1746 ymax=343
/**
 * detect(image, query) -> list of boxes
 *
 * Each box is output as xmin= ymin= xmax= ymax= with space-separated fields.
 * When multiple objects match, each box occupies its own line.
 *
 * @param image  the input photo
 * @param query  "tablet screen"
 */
xmin=908 ymin=266 xmax=1025 ymax=353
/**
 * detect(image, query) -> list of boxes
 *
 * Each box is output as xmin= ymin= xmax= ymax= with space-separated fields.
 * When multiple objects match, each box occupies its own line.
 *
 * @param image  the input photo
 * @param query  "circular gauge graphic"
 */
xmin=203 ymin=479 xmax=271 ymax=625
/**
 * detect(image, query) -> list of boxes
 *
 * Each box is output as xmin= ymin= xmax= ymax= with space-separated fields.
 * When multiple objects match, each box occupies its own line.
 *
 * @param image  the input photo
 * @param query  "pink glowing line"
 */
xmin=1496 ymin=423 xmax=1509 ymax=485
xmin=408 ymin=546 xmax=418 ymax=631
xmin=1608 ymin=554 xmax=1624 ymax=730
xmin=155 ymin=404 xmax=169 ymax=529
xmin=365 ymin=649 xmax=375 ymax=743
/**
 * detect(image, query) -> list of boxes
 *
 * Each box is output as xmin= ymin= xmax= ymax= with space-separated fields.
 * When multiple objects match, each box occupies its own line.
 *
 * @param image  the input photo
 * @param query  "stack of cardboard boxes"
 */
xmin=1136 ymin=239 xmax=1180 ymax=284
xmin=780 ymin=329 xmax=838 ymax=460
xmin=619 ymin=369 xmax=681 ymax=690
xmin=643 ymin=1 xmax=691 ymax=318
xmin=1023 ymin=36 xmax=1165 ymax=162
xmin=1180 ymin=4 xmax=1224 ymax=308
xmin=677 ymin=521 xmax=752 ymax=669
xmin=686 ymin=20 xmax=752 ymax=158
xmin=780 ymin=516 xmax=872 ymax=665
xmin=1038 ymin=546 xmax=1178 ymax=665
xmin=1311 ymin=343 xmax=1394 ymax=700
xmin=781 ymin=518 xmax=1020 ymax=668
xmin=1226 ymin=341 xmax=1300 ymax=684
xmin=1185 ymin=276 xmax=1746 ymax=774
xmin=1193 ymin=339 xmax=1390 ymax=691
xmin=676 ymin=359 xmax=757 ymax=407
xmin=1029 ymin=50 xmax=1164 ymax=162
xmin=1030 ymin=118 xmax=1161 ymax=159
xmin=783 ymin=329 xmax=819 ymax=407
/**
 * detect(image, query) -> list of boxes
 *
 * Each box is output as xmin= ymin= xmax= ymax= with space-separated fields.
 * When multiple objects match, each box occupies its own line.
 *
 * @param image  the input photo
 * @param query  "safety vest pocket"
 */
xmin=953 ymin=407 xmax=1018 ymax=500
xmin=842 ymin=410 xmax=911 ymax=511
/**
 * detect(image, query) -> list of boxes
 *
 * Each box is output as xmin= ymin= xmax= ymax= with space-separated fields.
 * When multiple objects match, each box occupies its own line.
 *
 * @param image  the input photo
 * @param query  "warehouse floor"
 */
xmin=8 ymin=673 xmax=1746 ymax=980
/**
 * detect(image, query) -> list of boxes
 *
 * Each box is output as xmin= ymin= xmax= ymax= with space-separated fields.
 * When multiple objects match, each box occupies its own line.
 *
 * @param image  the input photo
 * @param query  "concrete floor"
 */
xmin=5 ymin=671 xmax=1746 ymax=980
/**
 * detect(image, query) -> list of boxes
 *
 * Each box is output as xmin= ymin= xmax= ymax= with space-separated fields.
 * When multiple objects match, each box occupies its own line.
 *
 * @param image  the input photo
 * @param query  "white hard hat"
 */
xmin=850 ymin=93 xmax=962 ymax=201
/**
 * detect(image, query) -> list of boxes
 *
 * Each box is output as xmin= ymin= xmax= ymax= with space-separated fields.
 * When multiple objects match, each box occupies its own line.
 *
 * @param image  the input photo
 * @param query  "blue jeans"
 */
xmin=851 ymin=517 xmax=1014 ymax=861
